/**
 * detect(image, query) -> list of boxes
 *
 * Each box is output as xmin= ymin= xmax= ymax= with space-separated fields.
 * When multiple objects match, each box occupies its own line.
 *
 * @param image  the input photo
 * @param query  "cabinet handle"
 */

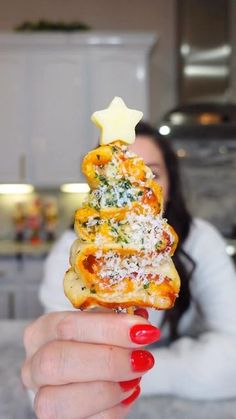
xmin=0 ymin=270 xmax=6 ymax=278
xmin=8 ymin=292 xmax=15 ymax=319
xmin=79 ymin=155 xmax=83 ymax=176
xmin=19 ymin=154 xmax=26 ymax=182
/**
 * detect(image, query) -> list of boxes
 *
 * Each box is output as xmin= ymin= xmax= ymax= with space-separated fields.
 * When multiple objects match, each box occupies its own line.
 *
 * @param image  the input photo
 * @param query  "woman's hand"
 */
xmin=21 ymin=310 xmax=160 ymax=419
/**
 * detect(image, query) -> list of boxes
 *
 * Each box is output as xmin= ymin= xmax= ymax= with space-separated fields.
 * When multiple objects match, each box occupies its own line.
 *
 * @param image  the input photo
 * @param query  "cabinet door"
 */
xmin=88 ymin=49 xmax=149 ymax=144
xmin=0 ymin=290 xmax=13 ymax=318
xmin=0 ymin=53 xmax=28 ymax=182
xmin=14 ymin=283 xmax=44 ymax=319
xmin=30 ymin=52 xmax=89 ymax=186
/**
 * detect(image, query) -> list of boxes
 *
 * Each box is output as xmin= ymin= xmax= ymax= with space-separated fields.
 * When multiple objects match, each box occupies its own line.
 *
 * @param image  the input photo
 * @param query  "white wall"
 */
xmin=0 ymin=0 xmax=177 ymax=123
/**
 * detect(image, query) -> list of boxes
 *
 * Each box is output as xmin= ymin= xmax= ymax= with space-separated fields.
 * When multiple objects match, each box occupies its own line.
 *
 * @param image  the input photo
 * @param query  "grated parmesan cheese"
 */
xmin=95 ymin=249 xmax=168 ymax=289
xmin=124 ymin=150 xmax=137 ymax=158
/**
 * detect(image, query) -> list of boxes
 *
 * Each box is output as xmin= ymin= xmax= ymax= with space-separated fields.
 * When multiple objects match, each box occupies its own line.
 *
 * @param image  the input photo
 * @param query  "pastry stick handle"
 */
xmin=127 ymin=306 xmax=135 ymax=315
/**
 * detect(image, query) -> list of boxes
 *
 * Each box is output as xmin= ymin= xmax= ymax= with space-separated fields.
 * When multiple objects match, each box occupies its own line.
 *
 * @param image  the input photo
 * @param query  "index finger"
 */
xmin=23 ymin=311 xmax=160 ymax=358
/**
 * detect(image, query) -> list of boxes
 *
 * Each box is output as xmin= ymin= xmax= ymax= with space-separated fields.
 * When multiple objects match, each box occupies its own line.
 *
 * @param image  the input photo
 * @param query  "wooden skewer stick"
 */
xmin=127 ymin=306 xmax=135 ymax=315
xmin=113 ymin=307 xmax=136 ymax=315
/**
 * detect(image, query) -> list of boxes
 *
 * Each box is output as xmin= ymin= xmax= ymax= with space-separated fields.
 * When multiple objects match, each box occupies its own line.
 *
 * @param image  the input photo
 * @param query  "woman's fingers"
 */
xmin=34 ymin=381 xmax=139 ymax=419
xmin=134 ymin=308 xmax=149 ymax=319
xmin=24 ymin=311 xmax=160 ymax=358
xmin=87 ymin=402 xmax=134 ymax=419
xmin=23 ymin=312 xmax=71 ymax=357
xmin=22 ymin=341 xmax=154 ymax=389
xmin=22 ymin=311 xmax=152 ymax=419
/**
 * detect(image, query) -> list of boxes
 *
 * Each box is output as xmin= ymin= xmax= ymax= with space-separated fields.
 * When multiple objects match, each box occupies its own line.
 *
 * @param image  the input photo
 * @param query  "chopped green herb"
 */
xmin=143 ymin=283 xmax=150 ymax=289
xmin=127 ymin=193 xmax=135 ymax=201
xmin=98 ymin=175 xmax=109 ymax=187
xmin=90 ymin=288 xmax=96 ymax=294
xmin=105 ymin=198 xmax=115 ymax=207
xmin=121 ymin=178 xmax=132 ymax=190
xmin=98 ymin=174 xmax=109 ymax=185
xmin=111 ymin=226 xmax=118 ymax=235
xmin=156 ymin=240 xmax=163 ymax=250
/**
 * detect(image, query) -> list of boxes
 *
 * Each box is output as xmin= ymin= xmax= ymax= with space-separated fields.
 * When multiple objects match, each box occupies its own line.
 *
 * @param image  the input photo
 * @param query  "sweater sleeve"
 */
xmin=39 ymin=230 xmax=77 ymax=312
xmin=142 ymin=220 xmax=236 ymax=400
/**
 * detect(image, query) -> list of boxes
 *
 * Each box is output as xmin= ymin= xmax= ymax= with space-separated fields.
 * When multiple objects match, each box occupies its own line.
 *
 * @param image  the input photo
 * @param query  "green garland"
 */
xmin=15 ymin=19 xmax=91 ymax=32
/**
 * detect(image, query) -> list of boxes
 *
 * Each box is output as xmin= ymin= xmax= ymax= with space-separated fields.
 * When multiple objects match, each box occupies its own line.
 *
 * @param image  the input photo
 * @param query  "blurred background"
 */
xmin=1 ymin=1 xmax=236 ymax=418
xmin=0 ymin=0 xmax=236 ymax=319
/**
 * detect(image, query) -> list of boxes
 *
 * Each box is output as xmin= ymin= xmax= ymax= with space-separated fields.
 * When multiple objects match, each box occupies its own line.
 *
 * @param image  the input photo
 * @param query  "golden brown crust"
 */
xmin=64 ymin=266 xmax=180 ymax=311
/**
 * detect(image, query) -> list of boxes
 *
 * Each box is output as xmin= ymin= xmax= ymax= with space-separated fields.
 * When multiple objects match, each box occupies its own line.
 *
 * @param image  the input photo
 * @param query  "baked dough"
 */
xmin=64 ymin=140 xmax=180 ymax=310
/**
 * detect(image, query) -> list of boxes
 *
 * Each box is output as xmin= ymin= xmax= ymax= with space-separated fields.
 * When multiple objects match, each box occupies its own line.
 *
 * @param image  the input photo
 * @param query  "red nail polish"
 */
xmin=134 ymin=308 xmax=149 ymax=319
xmin=121 ymin=385 xmax=141 ymax=406
xmin=119 ymin=377 xmax=141 ymax=392
xmin=131 ymin=350 xmax=155 ymax=372
xmin=130 ymin=324 xmax=161 ymax=345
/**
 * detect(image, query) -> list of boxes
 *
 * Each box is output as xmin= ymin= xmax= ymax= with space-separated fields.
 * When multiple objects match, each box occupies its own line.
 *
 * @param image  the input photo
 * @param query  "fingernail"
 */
xmin=119 ymin=377 xmax=141 ymax=392
xmin=130 ymin=324 xmax=161 ymax=345
xmin=121 ymin=385 xmax=141 ymax=406
xmin=134 ymin=308 xmax=149 ymax=319
xmin=131 ymin=350 xmax=155 ymax=372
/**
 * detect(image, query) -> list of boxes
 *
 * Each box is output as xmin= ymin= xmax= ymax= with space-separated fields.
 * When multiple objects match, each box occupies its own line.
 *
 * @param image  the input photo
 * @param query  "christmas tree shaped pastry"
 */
xmin=64 ymin=97 xmax=180 ymax=310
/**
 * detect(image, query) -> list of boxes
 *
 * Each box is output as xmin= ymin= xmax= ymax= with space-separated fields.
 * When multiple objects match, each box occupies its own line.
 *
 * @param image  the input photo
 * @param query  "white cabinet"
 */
xmin=0 ymin=33 xmax=157 ymax=187
xmin=30 ymin=52 xmax=89 ymax=185
xmin=0 ymin=289 xmax=12 ymax=318
xmin=14 ymin=284 xmax=44 ymax=319
xmin=0 ymin=52 xmax=29 ymax=183
xmin=0 ymin=257 xmax=44 ymax=319
xmin=88 ymin=48 xmax=150 ymax=145
xmin=89 ymin=50 xmax=148 ymax=114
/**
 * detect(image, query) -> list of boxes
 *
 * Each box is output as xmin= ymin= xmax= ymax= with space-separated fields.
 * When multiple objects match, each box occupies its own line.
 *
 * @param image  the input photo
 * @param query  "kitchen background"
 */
xmin=0 ymin=0 xmax=236 ymax=320
xmin=1 ymin=2 xmax=236 ymax=419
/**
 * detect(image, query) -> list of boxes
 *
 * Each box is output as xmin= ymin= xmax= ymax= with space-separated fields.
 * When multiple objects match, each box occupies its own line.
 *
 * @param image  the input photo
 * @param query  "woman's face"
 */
xmin=129 ymin=135 xmax=170 ymax=204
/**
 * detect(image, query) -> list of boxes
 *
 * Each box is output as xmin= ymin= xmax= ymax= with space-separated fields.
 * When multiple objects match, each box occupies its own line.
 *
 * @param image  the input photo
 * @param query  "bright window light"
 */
xmin=177 ymin=148 xmax=187 ymax=158
xmin=226 ymin=245 xmax=236 ymax=256
xmin=159 ymin=125 xmax=171 ymax=135
xmin=60 ymin=183 xmax=90 ymax=193
xmin=184 ymin=64 xmax=228 ymax=78
xmin=0 ymin=184 xmax=34 ymax=194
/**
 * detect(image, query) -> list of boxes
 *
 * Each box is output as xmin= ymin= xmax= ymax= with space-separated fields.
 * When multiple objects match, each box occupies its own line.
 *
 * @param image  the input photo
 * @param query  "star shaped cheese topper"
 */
xmin=91 ymin=96 xmax=143 ymax=145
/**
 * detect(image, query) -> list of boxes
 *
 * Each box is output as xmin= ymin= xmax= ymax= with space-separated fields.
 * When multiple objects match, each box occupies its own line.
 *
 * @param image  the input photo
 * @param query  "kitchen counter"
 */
xmin=1 ymin=320 xmax=236 ymax=419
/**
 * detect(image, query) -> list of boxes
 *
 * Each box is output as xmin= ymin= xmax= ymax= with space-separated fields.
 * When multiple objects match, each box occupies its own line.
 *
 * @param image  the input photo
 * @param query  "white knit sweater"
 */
xmin=39 ymin=218 xmax=236 ymax=400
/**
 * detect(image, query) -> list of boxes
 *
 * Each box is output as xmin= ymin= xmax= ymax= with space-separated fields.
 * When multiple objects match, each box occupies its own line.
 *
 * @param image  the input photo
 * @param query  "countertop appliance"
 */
xmin=158 ymin=102 xmax=236 ymax=140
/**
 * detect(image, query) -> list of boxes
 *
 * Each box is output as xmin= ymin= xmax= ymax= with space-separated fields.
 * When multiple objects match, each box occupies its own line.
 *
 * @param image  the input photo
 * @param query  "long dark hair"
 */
xmin=135 ymin=121 xmax=196 ymax=341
